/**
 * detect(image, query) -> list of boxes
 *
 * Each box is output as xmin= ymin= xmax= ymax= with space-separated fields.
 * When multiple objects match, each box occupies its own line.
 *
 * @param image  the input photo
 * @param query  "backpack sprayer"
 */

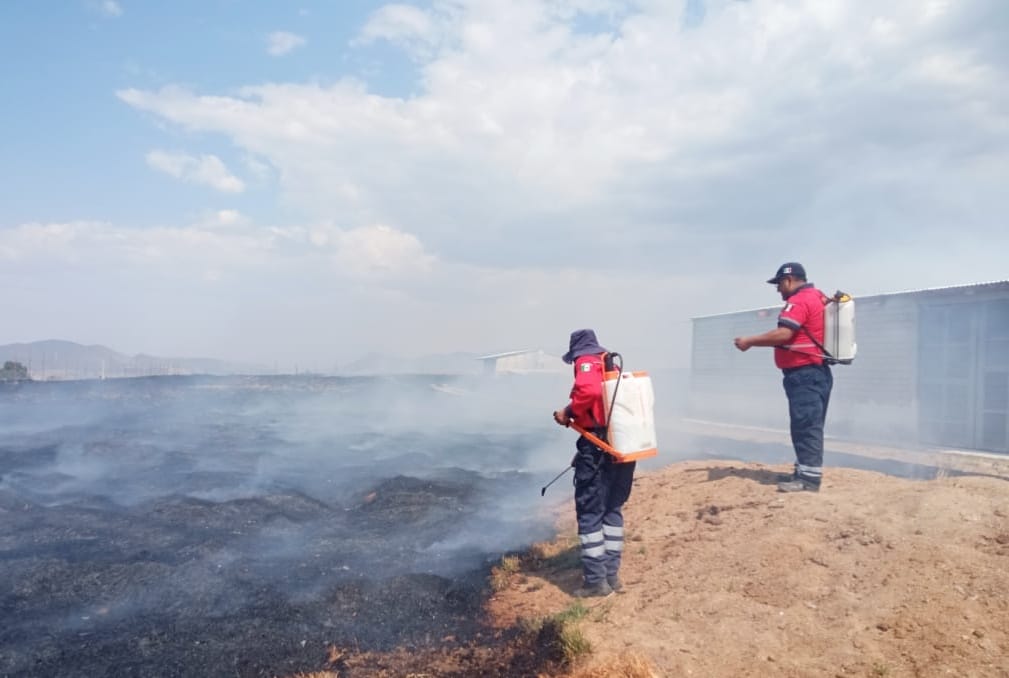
xmin=823 ymin=291 xmax=857 ymax=364
xmin=782 ymin=291 xmax=857 ymax=365
xmin=542 ymin=352 xmax=659 ymax=496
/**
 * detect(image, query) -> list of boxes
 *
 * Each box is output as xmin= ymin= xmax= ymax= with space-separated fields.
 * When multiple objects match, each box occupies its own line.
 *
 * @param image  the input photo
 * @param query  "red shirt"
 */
xmin=774 ymin=284 xmax=827 ymax=370
xmin=565 ymin=353 xmax=607 ymax=428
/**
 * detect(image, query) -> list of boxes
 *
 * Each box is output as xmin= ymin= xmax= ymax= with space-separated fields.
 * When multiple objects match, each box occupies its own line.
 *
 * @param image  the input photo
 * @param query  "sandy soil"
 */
xmin=487 ymin=461 xmax=1009 ymax=677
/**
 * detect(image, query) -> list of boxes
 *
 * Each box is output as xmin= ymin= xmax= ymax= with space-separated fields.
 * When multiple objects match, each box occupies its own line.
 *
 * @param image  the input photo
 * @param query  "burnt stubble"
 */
xmin=0 ymin=376 xmax=555 ymax=677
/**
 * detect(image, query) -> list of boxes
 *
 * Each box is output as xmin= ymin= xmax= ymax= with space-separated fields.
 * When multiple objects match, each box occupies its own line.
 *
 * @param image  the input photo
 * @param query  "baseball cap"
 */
xmin=766 ymin=262 xmax=807 ymax=285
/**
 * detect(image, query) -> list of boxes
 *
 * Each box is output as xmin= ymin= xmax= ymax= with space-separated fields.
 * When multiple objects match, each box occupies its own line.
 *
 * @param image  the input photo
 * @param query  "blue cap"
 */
xmin=767 ymin=262 xmax=807 ymax=284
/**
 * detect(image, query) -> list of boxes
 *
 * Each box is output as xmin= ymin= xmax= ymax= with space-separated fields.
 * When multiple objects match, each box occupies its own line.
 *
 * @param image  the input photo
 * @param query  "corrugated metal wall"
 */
xmin=688 ymin=283 xmax=1009 ymax=454
xmin=917 ymin=296 xmax=1009 ymax=452
xmin=979 ymin=299 xmax=1009 ymax=451
xmin=830 ymin=295 xmax=918 ymax=442
xmin=689 ymin=308 xmax=786 ymax=429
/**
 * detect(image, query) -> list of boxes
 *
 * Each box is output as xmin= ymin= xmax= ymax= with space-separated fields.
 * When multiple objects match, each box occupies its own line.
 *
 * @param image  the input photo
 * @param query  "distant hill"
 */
xmin=0 ymin=340 xmax=268 ymax=380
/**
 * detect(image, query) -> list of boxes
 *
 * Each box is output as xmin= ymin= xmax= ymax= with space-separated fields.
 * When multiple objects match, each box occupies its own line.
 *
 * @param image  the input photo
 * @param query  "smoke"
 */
xmin=5 ymin=367 xmax=844 ymax=676
xmin=681 ymin=361 xmax=977 ymax=480
xmin=0 ymin=375 xmax=574 ymax=620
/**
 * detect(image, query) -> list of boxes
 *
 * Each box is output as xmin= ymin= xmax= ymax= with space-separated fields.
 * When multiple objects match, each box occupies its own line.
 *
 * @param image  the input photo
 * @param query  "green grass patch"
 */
xmin=553 ymin=601 xmax=589 ymax=624
xmin=525 ymin=602 xmax=593 ymax=666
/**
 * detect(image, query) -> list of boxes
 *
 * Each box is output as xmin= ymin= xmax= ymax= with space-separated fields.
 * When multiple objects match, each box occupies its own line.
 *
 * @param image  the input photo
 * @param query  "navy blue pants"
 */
xmin=782 ymin=364 xmax=833 ymax=487
xmin=573 ymin=434 xmax=636 ymax=585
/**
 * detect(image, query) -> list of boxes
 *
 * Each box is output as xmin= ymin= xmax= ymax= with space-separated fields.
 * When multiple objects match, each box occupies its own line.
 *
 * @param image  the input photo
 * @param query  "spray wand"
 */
xmin=540 ymin=465 xmax=572 ymax=496
xmin=542 ymin=353 xmax=624 ymax=496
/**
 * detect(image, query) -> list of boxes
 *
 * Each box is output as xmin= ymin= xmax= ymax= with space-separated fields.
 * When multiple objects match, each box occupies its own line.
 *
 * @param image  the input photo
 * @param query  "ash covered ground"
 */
xmin=0 ymin=374 xmax=570 ymax=677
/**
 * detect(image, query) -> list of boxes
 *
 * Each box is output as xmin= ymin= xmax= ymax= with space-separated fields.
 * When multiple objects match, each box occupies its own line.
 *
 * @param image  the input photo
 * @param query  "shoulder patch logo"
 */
xmin=580 ymin=363 xmax=592 ymax=372
xmin=783 ymin=303 xmax=794 ymax=312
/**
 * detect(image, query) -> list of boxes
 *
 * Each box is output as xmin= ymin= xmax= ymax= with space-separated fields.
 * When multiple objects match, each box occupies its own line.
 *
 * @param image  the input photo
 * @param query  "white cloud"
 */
xmin=97 ymin=0 xmax=123 ymax=17
xmin=242 ymin=155 xmax=273 ymax=184
xmin=120 ymin=1 xmax=1008 ymax=274
xmin=197 ymin=209 xmax=248 ymax=230
xmin=64 ymin=0 xmax=1009 ymax=364
xmin=215 ymin=209 xmax=243 ymax=225
xmin=0 ymin=218 xmax=437 ymax=283
xmin=0 ymin=220 xmax=263 ymax=266
xmin=916 ymin=50 xmax=996 ymax=88
xmin=267 ymin=31 xmax=307 ymax=56
xmin=357 ymin=4 xmax=438 ymax=57
xmin=334 ymin=224 xmax=436 ymax=276
xmin=0 ymin=217 xmax=698 ymax=364
xmin=924 ymin=0 xmax=953 ymax=22
xmin=145 ymin=150 xmax=246 ymax=193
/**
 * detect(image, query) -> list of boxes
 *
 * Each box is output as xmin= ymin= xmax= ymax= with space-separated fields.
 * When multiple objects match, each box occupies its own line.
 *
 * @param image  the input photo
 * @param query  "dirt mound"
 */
xmin=486 ymin=461 xmax=1009 ymax=677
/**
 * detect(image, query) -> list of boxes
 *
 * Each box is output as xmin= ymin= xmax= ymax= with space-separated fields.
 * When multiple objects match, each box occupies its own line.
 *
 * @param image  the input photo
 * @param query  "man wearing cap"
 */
xmin=733 ymin=263 xmax=833 ymax=493
xmin=553 ymin=329 xmax=636 ymax=597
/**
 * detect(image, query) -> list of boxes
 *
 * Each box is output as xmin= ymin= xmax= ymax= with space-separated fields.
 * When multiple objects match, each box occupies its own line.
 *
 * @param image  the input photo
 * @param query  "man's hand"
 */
xmin=735 ymin=327 xmax=793 ymax=351
xmin=553 ymin=409 xmax=570 ymax=426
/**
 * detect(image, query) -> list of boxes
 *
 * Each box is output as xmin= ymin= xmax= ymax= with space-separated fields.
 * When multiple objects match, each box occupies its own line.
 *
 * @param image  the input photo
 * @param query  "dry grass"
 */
xmin=489 ymin=567 xmax=510 ymax=591
xmin=525 ymin=537 xmax=581 ymax=572
xmin=527 ymin=538 xmax=570 ymax=562
xmin=567 ymin=651 xmax=663 ymax=678
xmin=518 ymin=602 xmax=593 ymax=666
xmin=490 ymin=553 xmax=526 ymax=590
xmin=325 ymin=645 xmax=345 ymax=664
xmin=499 ymin=554 xmax=521 ymax=573
xmin=536 ymin=616 xmax=592 ymax=665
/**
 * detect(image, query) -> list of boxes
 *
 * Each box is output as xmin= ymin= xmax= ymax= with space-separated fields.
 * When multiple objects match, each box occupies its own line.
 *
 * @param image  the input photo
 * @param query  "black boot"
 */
xmin=573 ymin=581 xmax=613 ymax=598
xmin=777 ymin=478 xmax=820 ymax=493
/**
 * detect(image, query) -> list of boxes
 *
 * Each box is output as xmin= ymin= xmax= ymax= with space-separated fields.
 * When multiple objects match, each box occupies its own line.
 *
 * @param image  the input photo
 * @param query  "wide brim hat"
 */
xmin=562 ymin=329 xmax=607 ymax=364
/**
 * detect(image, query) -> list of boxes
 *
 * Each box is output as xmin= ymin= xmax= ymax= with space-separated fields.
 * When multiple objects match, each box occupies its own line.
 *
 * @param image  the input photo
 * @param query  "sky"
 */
xmin=1 ymin=0 xmax=1007 ymax=371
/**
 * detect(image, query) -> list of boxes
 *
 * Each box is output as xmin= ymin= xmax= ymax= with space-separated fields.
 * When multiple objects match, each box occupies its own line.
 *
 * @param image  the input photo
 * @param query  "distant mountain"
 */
xmin=0 ymin=340 xmax=269 ymax=380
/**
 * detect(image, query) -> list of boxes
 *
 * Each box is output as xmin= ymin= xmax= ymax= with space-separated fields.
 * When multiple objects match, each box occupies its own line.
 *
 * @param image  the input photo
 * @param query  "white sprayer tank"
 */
xmin=603 ymin=370 xmax=658 ymax=461
xmin=823 ymin=293 xmax=857 ymax=364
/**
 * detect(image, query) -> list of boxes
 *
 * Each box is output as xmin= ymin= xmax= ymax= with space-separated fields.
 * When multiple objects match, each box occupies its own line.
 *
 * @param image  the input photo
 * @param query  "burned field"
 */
xmin=0 ymin=376 xmax=559 ymax=677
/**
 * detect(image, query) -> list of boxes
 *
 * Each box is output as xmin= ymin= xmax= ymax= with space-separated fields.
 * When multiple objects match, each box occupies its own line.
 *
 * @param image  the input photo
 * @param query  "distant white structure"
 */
xmin=475 ymin=349 xmax=567 ymax=375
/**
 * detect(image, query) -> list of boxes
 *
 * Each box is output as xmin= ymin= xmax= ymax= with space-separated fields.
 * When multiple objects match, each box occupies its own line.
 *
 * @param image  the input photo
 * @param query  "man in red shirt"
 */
xmin=553 ymin=329 xmax=636 ymax=597
xmin=733 ymin=263 xmax=834 ymax=493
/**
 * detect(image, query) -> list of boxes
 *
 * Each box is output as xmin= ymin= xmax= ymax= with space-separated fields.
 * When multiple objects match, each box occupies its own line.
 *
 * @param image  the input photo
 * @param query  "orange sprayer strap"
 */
xmin=568 ymin=422 xmax=656 ymax=463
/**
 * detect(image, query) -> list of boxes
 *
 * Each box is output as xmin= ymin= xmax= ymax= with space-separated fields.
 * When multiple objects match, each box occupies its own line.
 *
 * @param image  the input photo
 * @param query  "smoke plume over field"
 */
xmin=0 ymin=374 xmax=575 ymax=676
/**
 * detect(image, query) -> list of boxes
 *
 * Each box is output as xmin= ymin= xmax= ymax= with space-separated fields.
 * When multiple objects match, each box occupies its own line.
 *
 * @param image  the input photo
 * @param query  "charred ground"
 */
xmin=0 ymin=376 xmax=563 ymax=677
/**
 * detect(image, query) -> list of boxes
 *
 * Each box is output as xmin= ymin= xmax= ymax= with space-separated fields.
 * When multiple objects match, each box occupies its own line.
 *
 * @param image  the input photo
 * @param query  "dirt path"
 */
xmin=487 ymin=461 xmax=1009 ymax=677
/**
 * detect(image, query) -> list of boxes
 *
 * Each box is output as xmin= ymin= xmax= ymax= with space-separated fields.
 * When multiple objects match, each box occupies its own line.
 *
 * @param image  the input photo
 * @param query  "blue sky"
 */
xmin=2 ymin=1 xmax=409 ymax=227
xmin=1 ymin=1 xmax=1007 ymax=369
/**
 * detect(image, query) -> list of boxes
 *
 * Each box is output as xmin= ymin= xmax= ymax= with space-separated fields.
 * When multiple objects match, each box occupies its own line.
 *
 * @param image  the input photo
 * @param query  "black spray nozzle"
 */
xmin=540 ymin=465 xmax=572 ymax=497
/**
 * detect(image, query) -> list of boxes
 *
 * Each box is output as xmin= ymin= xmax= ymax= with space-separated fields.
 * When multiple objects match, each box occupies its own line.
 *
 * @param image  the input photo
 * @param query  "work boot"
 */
xmin=776 ymin=471 xmax=797 ymax=483
xmin=607 ymin=575 xmax=624 ymax=593
xmin=777 ymin=478 xmax=820 ymax=493
xmin=573 ymin=581 xmax=613 ymax=598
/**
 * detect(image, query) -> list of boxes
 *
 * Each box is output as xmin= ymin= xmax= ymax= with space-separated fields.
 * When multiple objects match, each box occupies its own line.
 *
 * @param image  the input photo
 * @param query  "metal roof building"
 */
xmin=689 ymin=280 xmax=1009 ymax=454
xmin=475 ymin=349 xmax=567 ymax=376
